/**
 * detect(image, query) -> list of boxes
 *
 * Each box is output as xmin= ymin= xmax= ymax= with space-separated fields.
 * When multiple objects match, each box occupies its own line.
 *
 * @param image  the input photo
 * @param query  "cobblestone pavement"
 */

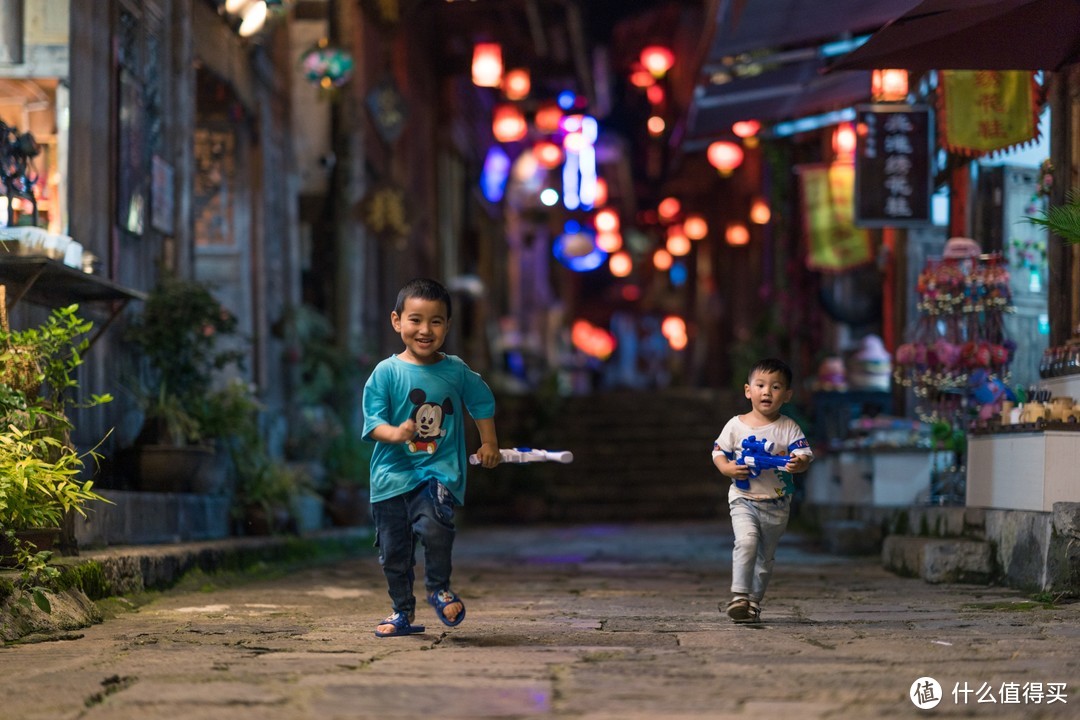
xmin=0 ymin=521 xmax=1077 ymax=719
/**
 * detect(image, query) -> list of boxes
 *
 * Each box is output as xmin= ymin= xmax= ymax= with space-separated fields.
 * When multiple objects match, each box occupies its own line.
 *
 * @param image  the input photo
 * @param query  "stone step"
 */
xmin=882 ymin=535 xmax=993 ymax=584
xmin=819 ymin=519 xmax=884 ymax=556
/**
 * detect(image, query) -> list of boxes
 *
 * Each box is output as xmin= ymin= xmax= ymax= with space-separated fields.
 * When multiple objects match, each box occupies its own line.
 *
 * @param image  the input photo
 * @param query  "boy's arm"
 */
xmin=783 ymin=454 xmax=812 ymax=474
xmin=369 ymin=419 xmax=416 ymax=444
xmin=783 ymin=428 xmax=813 ymax=474
xmin=713 ymin=451 xmax=749 ymax=482
xmin=472 ymin=416 xmax=500 ymax=468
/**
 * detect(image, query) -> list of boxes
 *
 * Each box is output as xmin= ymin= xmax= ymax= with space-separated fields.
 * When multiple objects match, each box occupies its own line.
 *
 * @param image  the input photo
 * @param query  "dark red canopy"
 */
xmin=830 ymin=0 xmax=1080 ymax=72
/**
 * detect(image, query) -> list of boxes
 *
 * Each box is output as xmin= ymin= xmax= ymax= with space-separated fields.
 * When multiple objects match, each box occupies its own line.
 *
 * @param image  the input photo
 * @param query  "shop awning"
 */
xmin=685 ymin=59 xmax=871 ymax=145
xmin=686 ymin=0 xmax=923 ymax=140
xmin=829 ymin=0 xmax=1080 ymax=72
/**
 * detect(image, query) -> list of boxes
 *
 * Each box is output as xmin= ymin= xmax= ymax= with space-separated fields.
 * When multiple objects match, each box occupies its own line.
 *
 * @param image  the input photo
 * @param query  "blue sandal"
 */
xmin=428 ymin=589 xmax=466 ymax=627
xmin=374 ymin=611 xmax=425 ymax=638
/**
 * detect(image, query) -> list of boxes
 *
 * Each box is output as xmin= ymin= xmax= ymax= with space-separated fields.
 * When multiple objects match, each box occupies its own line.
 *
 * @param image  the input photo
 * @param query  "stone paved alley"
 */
xmin=0 ymin=521 xmax=1077 ymax=719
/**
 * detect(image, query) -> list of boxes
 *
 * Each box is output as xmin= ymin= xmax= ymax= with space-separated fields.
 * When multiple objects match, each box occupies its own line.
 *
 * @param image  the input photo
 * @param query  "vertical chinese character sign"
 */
xmin=854 ymin=105 xmax=932 ymax=227
xmin=798 ymin=163 xmax=872 ymax=271
xmin=939 ymin=71 xmax=1039 ymax=156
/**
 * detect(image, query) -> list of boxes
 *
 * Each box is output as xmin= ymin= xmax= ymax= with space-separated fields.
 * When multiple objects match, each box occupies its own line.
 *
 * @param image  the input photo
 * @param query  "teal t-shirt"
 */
xmin=362 ymin=353 xmax=495 ymax=505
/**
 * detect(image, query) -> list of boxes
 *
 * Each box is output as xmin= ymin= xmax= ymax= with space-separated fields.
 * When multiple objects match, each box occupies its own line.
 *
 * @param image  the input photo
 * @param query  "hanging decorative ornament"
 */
xmin=300 ymin=40 xmax=356 ymax=92
xmin=362 ymin=0 xmax=401 ymax=27
xmin=365 ymin=76 xmax=408 ymax=145
xmin=361 ymin=183 xmax=411 ymax=246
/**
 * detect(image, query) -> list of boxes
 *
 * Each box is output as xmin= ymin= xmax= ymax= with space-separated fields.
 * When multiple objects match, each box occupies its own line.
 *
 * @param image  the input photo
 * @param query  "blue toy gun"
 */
xmin=734 ymin=436 xmax=791 ymax=490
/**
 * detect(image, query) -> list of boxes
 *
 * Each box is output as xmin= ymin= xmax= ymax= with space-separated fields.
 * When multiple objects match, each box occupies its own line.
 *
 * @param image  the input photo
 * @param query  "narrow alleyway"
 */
xmin=0 ymin=521 xmax=1076 ymax=719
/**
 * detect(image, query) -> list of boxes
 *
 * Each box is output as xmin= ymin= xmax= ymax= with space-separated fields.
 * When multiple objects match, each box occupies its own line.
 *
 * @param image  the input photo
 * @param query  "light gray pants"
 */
xmin=729 ymin=495 xmax=791 ymax=604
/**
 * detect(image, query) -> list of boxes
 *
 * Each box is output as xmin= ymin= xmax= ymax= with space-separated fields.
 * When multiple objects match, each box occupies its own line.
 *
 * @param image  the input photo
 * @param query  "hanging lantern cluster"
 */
xmin=300 ymin=40 xmax=355 ymax=89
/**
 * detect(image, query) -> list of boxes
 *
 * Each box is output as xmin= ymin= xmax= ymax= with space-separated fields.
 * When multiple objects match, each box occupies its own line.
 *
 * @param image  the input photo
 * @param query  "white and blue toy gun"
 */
xmin=469 ymin=447 xmax=574 ymax=465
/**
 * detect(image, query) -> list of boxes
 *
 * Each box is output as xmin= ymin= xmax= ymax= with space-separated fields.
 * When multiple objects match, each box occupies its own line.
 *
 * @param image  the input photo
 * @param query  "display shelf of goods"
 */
xmin=893 ymin=253 xmax=1015 ymax=429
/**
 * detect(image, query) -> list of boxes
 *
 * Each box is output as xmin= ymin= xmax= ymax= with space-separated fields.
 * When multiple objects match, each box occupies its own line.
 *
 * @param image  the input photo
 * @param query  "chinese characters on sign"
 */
xmin=939 ymin=70 xmax=1039 ymax=156
xmin=854 ymin=104 xmax=931 ymax=227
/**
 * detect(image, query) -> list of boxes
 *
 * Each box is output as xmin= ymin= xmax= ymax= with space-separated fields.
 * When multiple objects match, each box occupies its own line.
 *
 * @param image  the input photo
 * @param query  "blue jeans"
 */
xmin=371 ymin=478 xmax=457 ymax=616
xmin=729 ymin=495 xmax=791 ymax=604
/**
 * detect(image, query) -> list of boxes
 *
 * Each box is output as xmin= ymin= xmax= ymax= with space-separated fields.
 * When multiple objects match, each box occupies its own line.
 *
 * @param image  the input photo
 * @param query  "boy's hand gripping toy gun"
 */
xmin=469 ymin=447 xmax=575 ymax=465
xmin=734 ymin=436 xmax=790 ymax=490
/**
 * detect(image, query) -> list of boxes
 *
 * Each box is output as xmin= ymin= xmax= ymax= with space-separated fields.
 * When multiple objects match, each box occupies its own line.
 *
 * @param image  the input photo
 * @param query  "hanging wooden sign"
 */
xmin=854 ymin=104 xmax=932 ymax=227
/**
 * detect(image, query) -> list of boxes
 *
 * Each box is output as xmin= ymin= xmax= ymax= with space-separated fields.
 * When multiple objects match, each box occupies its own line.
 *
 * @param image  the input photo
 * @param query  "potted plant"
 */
xmin=322 ymin=428 xmax=371 ymax=526
xmin=0 ymin=409 xmax=108 ymax=563
xmin=192 ymin=378 xmax=263 ymax=495
xmin=1026 ymin=190 xmax=1080 ymax=246
xmin=275 ymin=303 xmax=372 ymax=524
xmin=0 ymin=303 xmax=112 ymax=578
xmin=229 ymin=422 xmax=312 ymax=535
xmin=124 ymin=274 xmax=246 ymax=492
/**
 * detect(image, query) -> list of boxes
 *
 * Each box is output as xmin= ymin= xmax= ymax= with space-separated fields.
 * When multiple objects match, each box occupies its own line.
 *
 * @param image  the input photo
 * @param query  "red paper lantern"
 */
xmin=707 ymin=141 xmax=744 ymax=176
xmin=492 ymin=104 xmax=526 ymax=143
xmin=725 ymin=222 xmax=750 ymax=246
xmin=609 ymin=251 xmax=633 ymax=278
xmin=732 ymin=119 xmax=760 ymax=139
xmin=593 ymin=177 xmax=609 ymax=207
xmin=534 ymin=141 xmax=563 ymax=168
xmin=871 ymin=69 xmax=909 ymax=102
xmin=640 ymin=45 xmax=675 ymax=78
xmin=629 ymin=68 xmax=656 ymax=88
xmin=594 ymin=208 xmax=620 ymax=233
xmin=657 ymin=196 xmax=681 ymax=221
xmin=732 ymin=119 xmax=761 ymax=148
xmin=749 ymin=197 xmax=771 ymax=225
xmin=683 ymin=214 xmax=708 ymax=240
xmin=535 ymin=103 xmax=563 ymax=133
xmin=596 ymin=231 xmax=623 ymax=253
xmin=666 ymin=227 xmax=691 ymax=256
xmin=503 ymin=68 xmax=530 ymax=100
xmin=472 ymin=43 xmax=503 ymax=87
xmin=833 ymin=122 xmax=857 ymax=160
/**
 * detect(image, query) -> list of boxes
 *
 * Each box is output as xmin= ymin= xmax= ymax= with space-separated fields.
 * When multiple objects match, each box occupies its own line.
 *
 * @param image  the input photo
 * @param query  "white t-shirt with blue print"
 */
xmin=362 ymin=353 xmax=495 ymax=505
xmin=712 ymin=415 xmax=813 ymax=502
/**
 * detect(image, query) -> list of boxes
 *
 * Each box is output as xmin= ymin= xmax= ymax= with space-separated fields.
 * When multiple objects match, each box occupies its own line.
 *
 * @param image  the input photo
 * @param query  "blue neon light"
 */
xmin=481 ymin=146 xmax=511 ymax=203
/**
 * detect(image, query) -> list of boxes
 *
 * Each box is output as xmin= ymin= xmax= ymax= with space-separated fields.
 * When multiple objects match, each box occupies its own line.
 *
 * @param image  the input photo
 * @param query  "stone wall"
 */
xmin=801 ymin=501 xmax=1080 ymax=594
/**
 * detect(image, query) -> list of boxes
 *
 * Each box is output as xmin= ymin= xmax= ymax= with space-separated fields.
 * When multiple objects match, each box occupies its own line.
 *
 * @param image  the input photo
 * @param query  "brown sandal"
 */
xmin=724 ymin=597 xmax=752 ymax=622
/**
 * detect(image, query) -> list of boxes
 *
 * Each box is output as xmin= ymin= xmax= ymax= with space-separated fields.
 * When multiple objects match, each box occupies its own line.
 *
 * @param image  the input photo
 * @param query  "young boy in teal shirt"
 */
xmin=362 ymin=278 xmax=500 ymax=637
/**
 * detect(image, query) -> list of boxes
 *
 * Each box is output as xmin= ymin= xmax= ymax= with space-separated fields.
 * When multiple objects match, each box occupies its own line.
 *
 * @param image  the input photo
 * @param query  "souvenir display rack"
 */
xmin=894 ymin=252 xmax=1013 ymax=425
xmin=892 ymin=252 xmax=1014 ymax=504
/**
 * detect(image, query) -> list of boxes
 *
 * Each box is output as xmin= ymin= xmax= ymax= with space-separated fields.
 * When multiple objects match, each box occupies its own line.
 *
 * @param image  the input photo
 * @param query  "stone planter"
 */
xmin=137 ymin=444 xmax=216 ymax=493
xmin=326 ymin=483 xmax=369 ymax=527
xmin=0 ymin=527 xmax=61 ymax=567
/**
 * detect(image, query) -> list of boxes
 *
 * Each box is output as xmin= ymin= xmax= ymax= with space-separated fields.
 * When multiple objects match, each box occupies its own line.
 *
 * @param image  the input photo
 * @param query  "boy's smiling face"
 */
xmin=745 ymin=369 xmax=792 ymax=421
xmin=392 ymin=296 xmax=449 ymax=365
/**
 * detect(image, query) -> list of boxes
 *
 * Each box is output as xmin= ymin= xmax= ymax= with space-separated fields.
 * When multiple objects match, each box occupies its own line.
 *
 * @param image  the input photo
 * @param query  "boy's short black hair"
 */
xmin=748 ymin=357 xmax=793 ymax=387
xmin=395 ymin=278 xmax=452 ymax=319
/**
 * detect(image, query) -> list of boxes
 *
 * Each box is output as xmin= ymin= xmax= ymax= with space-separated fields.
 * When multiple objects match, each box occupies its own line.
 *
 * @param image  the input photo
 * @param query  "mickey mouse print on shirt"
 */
xmin=405 ymin=388 xmax=454 ymax=454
